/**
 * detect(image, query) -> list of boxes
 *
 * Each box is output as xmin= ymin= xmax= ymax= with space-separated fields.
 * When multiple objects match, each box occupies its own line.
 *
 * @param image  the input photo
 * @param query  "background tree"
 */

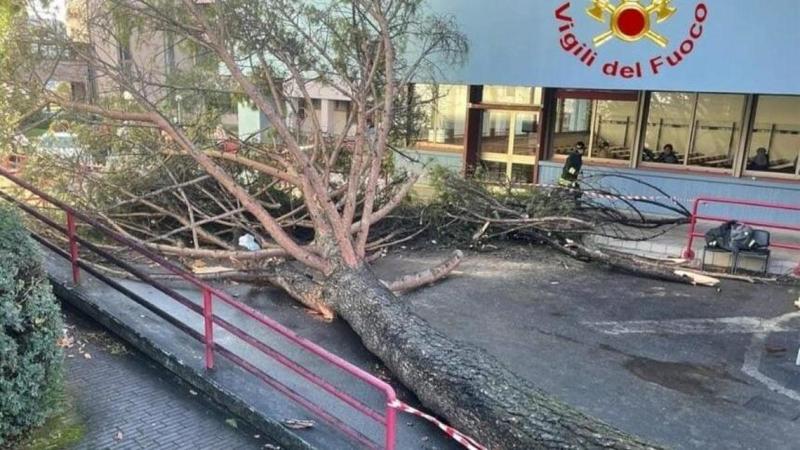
xmin=2 ymin=1 xmax=664 ymax=448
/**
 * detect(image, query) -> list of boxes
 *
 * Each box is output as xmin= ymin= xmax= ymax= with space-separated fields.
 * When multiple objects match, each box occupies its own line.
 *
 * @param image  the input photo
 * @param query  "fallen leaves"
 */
xmin=282 ymin=419 xmax=315 ymax=430
xmin=57 ymin=330 xmax=75 ymax=349
xmin=60 ymin=324 xmax=129 ymax=358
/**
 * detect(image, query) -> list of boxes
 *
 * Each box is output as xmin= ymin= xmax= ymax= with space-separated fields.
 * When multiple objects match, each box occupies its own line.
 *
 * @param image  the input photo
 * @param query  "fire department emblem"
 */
xmin=587 ymin=0 xmax=677 ymax=47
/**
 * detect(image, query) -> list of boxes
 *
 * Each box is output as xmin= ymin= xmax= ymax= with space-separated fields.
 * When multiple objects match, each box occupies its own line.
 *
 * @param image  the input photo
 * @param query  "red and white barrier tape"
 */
xmin=389 ymin=399 xmax=488 ymax=450
xmin=535 ymin=182 xmax=695 ymax=203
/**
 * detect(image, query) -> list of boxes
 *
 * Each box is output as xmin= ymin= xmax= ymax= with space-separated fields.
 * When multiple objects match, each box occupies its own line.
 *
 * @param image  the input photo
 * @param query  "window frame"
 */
xmin=410 ymin=84 xmax=469 ymax=154
xmin=472 ymin=86 xmax=545 ymax=185
xmin=741 ymin=94 xmax=800 ymax=180
xmin=548 ymin=89 xmax=641 ymax=167
xmin=639 ymin=91 xmax=750 ymax=174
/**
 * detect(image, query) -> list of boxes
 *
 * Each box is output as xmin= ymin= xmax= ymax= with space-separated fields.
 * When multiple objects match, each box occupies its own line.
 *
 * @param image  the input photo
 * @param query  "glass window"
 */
xmin=552 ymin=95 xmax=636 ymax=163
xmin=479 ymin=110 xmax=540 ymax=157
xmin=553 ymin=99 xmax=591 ymax=156
xmin=481 ymin=110 xmax=512 ymax=155
xmin=591 ymin=99 xmax=637 ymax=161
xmin=513 ymin=112 xmax=539 ymax=156
xmin=746 ymin=95 xmax=800 ymax=176
xmin=643 ymin=92 xmax=745 ymax=170
xmin=510 ymin=163 xmax=535 ymax=184
xmin=643 ymin=92 xmax=694 ymax=164
xmin=477 ymin=85 xmax=541 ymax=184
xmin=478 ymin=160 xmax=508 ymax=183
xmin=692 ymin=94 xmax=745 ymax=169
xmin=483 ymin=86 xmax=543 ymax=106
xmin=476 ymin=161 xmax=535 ymax=185
xmin=412 ymin=84 xmax=467 ymax=152
xmin=334 ymin=100 xmax=350 ymax=112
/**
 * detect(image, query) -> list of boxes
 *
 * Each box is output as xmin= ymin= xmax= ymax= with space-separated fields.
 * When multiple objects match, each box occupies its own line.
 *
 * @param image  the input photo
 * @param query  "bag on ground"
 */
xmin=705 ymin=221 xmax=756 ymax=252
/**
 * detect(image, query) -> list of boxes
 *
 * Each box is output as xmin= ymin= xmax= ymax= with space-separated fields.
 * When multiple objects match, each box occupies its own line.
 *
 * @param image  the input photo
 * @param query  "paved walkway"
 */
xmin=43 ymin=250 xmax=458 ymax=450
xmin=63 ymin=307 xmax=272 ymax=450
xmin=45 ymin=241 xmax=800 ymax=449
xmin=372 ymin=246 xmax=800 ymax=450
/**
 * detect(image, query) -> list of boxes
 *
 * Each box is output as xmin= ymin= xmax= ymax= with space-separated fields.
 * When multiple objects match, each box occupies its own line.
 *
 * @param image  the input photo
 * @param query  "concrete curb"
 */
xmin=51 ymin=279 xmax=317 ymax=450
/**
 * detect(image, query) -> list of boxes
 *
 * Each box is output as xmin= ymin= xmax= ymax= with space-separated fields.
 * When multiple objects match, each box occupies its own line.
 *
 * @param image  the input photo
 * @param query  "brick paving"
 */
xmin=63 ymin=307 xmax=275 ymax=450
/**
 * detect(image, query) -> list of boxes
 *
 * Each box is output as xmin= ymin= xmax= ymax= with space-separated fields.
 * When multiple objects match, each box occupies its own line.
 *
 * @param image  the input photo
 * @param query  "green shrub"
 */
xmin=0 ymin=207 xmax=64 ymax=446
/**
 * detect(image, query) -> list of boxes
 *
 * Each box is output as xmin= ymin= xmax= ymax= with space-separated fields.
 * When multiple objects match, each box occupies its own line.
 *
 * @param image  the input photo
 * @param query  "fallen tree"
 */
xmin=5 ymin=1 xmax=668 ymax=448
xmin=419 ymin=170 xmax=714 ymax=286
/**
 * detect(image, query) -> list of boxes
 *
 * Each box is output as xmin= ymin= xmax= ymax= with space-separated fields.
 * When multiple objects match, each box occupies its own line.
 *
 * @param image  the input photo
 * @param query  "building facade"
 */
xmin=400 ymin=0 xmax=800 ymax=222
xmin=238 ymin=81 xmax=354 ymax=143
xmin=64 ymin=0 xmax=222 ymax=105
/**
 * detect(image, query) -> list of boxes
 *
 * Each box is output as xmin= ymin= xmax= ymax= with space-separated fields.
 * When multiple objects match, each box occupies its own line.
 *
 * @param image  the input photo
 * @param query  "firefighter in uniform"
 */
xmin=559 ymin=141 xmax=586 ymax=194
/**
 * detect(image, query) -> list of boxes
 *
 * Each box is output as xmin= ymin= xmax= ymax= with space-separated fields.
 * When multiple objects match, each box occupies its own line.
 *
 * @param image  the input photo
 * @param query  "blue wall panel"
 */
xmin=539 ymin=161 xmax=800 ymax=224
xmin=425 ymin=0 xmax=800 ymax=95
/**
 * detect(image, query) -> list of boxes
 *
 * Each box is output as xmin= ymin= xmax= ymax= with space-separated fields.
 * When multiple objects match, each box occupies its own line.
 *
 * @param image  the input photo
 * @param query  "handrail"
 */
xmin=0 ymin=166 xmax=397 ymax=450
xmin=682 ymin=197 xmax=800 ymax=275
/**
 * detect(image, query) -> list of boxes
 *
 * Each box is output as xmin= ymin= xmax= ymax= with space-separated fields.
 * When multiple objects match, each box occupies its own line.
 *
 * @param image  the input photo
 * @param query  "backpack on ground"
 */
xmin=705 ymin=221 xmax=757 ymax=252
xmin=705 ymin=221 xmax=734 ymax=250
xmin=728 ymin=222 xmax=756 ymax=252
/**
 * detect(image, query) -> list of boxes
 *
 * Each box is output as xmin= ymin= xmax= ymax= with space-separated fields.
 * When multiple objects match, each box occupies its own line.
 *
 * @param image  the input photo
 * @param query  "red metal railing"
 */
xmin=0 ymin=166 xmax=398 ymax=450
xmin=682 ymin=197 xmax=800 ymax=275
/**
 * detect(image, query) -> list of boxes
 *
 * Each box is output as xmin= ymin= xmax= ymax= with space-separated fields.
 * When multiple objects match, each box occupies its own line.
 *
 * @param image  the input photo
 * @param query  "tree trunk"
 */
xmin=324 ymin=265 xmax=661 ymax=450
xmin=536 ymin=233 xmax=707 ymax=287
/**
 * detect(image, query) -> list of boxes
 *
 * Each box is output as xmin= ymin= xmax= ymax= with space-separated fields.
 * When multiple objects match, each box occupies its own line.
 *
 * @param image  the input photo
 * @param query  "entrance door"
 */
xmin=478 ymin=107 xmax=540 ymax=184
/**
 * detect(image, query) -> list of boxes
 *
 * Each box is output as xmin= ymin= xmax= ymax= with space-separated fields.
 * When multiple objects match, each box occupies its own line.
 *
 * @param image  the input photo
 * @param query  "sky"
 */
xmin=31 ymin=0 xmax=66 ymax=22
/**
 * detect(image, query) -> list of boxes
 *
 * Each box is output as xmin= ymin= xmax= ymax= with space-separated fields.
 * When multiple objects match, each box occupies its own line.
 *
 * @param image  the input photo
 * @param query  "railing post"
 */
xmin=384 ymin=401 xmax=397 ymax=450
xmin=66 ymin=212 xmax=80 ymax=284
xmin=203 ymin=288 xmax=215 ymax=370
xmin=682 ymin=199 xmax=700 ymax=259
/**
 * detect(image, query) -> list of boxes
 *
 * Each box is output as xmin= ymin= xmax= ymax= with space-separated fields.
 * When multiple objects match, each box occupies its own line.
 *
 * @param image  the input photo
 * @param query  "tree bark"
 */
xmin=381 ymin=250 xmax=464 ymax=293
xmin=264 ymin=265 xmax=335 ymax=321
xmin=325 ymin=266 xmax=662 ymax=450
xmin=538 ymin=233 xmax=707 ymax=287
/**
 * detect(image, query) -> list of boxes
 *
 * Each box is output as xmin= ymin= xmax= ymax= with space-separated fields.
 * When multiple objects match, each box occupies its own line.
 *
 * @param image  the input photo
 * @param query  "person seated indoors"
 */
xmin=656 ymin=144 xmax=680 ymax=164
xmin=595 ymin=140 xmax=611 ymax=158
xmin=748 ymin=147 xmax=770 ymax=171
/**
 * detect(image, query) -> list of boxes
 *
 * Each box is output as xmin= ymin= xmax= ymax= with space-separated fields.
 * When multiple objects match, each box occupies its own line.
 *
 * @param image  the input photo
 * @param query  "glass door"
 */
xmin=478 ymin=109 xmax=540 ymax=184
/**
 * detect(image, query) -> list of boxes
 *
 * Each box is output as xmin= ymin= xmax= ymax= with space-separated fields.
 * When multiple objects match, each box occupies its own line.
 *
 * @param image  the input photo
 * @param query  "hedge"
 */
xmin=0 ymin=206 xmax=63 ymax=445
